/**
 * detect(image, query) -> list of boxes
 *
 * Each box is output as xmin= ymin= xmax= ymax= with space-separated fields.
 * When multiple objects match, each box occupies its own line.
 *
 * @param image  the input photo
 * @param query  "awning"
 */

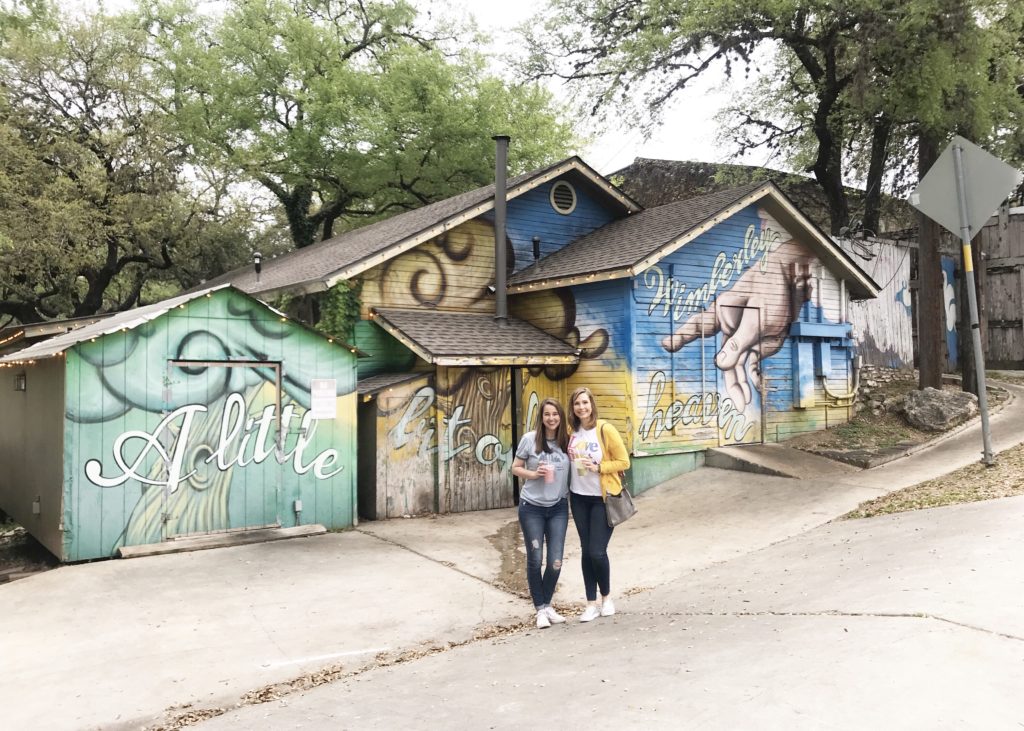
xmin=369 ymin=308 xmax=579 ymax=367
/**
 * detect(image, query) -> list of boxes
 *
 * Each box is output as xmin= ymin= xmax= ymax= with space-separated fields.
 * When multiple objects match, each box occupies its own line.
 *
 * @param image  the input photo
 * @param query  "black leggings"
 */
xmin=570 ymin=492 xmax=613 ymax=601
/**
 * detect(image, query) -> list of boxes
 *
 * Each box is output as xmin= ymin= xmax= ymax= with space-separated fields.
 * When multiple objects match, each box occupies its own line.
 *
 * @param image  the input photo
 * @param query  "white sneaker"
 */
xmin=544 ymin=606 xmax=566 ymax=624
xmin=579 ymin=605 xmax=601 ymax=622
xmin=536 ymin=610 xmax=551 ymax=629
xmin=601 ymin=598 xmax=616 ymax=617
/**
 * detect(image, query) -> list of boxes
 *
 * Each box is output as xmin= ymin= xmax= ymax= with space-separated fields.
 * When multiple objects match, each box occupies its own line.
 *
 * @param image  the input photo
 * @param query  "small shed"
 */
xmin=0 ymin=286 xmax=360 ymax=561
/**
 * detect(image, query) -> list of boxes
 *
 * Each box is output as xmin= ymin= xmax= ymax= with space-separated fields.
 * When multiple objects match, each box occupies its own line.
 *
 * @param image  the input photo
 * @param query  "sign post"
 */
xmin=910 ymin=135 xmax=1023 ymax=466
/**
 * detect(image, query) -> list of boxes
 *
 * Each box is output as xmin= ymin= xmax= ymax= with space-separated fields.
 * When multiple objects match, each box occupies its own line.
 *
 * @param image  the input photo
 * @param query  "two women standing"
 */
xmin=511 ymin=388 xmax=630 ymax=627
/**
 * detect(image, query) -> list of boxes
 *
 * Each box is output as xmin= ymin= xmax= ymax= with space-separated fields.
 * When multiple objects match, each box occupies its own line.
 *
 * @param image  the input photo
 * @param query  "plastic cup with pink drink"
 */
xmin=538 ymin=454 xmax=555 ymax=483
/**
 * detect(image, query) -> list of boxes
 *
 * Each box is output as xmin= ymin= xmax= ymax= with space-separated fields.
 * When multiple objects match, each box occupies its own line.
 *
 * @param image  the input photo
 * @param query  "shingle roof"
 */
xmin=370 ymin=308 xmax=578 ymax=366
xmin=508 ymin=181 xmax=879 ymax=298
xmin=201 ymin=157 xmax=641 ymax=298
xmin=612 ymin=157 xmax=916 ymax=234
xmin=356 ymin=371 xmax=430 ymax=396
xmin=509 ymin=182 xmax=768 ymax=288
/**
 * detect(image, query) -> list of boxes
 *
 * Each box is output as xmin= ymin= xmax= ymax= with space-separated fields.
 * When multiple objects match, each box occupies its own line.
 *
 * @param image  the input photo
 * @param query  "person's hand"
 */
xmin=660 ymin=256 xmax=813 ymax=411
xmin=583 ymin=457 xmax=599 ymax=473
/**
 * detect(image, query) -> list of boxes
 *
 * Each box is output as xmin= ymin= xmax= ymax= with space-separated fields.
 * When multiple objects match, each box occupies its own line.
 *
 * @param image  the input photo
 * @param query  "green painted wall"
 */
xmin=629 ymin=451 xmax=705 ymax=494
xmin=63 ymin=289 xmax=358 ymax=561
xmin=353 ymin=320 xmax=416 ymax=378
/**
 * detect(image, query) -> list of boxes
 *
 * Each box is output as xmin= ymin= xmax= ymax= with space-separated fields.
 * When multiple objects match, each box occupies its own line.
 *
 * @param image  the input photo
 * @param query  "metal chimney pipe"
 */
xmin=493 ymin=134 xmax=510 ymax=324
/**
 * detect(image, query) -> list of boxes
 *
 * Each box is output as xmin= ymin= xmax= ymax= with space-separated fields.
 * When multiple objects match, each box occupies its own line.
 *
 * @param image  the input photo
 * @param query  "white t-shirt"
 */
xmin=569 ymin=426 xmax=603 ymax=496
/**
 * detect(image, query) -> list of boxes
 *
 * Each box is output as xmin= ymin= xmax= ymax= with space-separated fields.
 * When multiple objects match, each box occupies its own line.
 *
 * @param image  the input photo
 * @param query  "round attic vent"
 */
xmin=549 ymin=180 xmax=577 ymax=215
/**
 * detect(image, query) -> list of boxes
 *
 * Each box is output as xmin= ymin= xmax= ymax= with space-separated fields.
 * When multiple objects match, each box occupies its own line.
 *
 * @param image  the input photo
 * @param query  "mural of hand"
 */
xmin=661 ymin=259 xmax=814 ymax=411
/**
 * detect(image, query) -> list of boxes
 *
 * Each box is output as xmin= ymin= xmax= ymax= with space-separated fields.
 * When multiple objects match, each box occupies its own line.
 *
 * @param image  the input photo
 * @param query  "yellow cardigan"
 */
xmin=596 ymin=419 xmax=630 ymax=497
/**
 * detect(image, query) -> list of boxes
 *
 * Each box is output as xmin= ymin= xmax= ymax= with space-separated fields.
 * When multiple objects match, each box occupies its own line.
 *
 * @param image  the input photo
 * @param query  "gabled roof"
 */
xmin=612 ymin=157 xmax=916 ymax=234
xmin=0 ymin=286 xmax=363 ymax=364
xmin=202 ymin=157 xmax=642 ymax=298
xmin=0 ymin=314 xmax=105 ymax=356
xmin=508 ymin=182 xmax=880 ymax=299
xmin=370 ymin=308 xmax=578 ymax=366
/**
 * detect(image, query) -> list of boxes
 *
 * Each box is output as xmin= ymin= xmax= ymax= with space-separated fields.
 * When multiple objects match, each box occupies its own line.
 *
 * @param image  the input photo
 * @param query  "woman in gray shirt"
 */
xmin=511 ymin=397 xmax=570 ymax=629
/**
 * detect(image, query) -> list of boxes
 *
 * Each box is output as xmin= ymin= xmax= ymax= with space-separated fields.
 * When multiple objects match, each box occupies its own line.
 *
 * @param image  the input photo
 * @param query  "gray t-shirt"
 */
xmin=515 ymin=432 xmax=569 ymax=507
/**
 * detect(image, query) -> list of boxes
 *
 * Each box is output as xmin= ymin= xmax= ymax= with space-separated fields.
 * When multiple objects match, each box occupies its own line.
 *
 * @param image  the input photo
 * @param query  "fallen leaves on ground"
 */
xmin=842 ymin=440 xmax=1024 ymax=519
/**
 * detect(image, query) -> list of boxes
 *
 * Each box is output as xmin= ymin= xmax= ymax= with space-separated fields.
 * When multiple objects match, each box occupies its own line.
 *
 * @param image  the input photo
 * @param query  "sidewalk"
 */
xmin=2 ymin=382 xmax=1022 ymax=731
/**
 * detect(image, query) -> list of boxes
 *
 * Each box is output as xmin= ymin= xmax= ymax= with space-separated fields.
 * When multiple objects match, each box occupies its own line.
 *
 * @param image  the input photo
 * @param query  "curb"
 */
xmin=803 ymin=379 xmax=1015 ymax=471
xmin=116 ymin=524 xmax=326 ymax=559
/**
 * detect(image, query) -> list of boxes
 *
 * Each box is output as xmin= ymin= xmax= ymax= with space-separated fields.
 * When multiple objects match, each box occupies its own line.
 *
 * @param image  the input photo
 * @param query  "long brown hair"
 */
xmin=533 ymin=398 xmax=569 ymax=454
xmin=568 ymin=386 xmax=598 ymax=431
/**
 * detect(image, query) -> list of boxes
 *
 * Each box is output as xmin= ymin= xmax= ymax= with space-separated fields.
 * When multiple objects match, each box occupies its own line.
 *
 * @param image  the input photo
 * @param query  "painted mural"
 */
xmin=370 ymin=367 xmax=515 ymax=515
xmin=512 ymin=204 xmax=854 ymax=457
xmin=64 ymin=290 xmax=357 ymax=560
xmin=436 ymin=366 xmax=513 ymax=513
xmin=941 ymin=255 xmax=959 ymax=369
xmin=360 ymin=219 xmax=513 ymax=315
xmin=633 ymin=206 xmax=852 ymax=451
xmin=350 ymin=181 xmax=862 ymax=509
xmin=376 ymin=377 xmax=436 ymax=517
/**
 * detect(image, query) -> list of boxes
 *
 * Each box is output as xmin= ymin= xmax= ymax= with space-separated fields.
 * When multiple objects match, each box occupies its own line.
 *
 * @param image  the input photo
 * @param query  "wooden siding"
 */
xmin=436 ymin=366 xmax=514 ymax=513
xmin=935 ymin=208 xmax=1024 ymax=368
xmin=373 ymin=375 xmax=436 ymax=518
xmin=353 ymin=320 xmax=417 ymax=378
xmin=60 ymin=289 xmax=358 ymax=560
xmin=841 ymin=239 xmax=914 ymax=368
xmin=979 ymin=211 xmax=1024 ymax=367
xmin=505 ymin=176 xmax=620 ymax=272
xmin=631 ymin=204 xmax=853 ymax=455
xmin=358 ymin=218 xmax=499 ymax=316
xmin=510 ymin=280 xmax=634 ymax=450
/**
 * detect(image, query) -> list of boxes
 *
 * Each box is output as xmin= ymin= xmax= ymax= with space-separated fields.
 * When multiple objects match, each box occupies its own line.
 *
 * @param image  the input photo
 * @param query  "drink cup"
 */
xmin=574 ymin=458 xmax=587 ymax=477
xmin=543 ymin=463 xmax=555 ymax=484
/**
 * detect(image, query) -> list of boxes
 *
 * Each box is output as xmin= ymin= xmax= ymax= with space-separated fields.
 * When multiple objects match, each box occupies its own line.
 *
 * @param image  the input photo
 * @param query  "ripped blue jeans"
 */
xmin=518 ymin=498 xmax=569 ymax=609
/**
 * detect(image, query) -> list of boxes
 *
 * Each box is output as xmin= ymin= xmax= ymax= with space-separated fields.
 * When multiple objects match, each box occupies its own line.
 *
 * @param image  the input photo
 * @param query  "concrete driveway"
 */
xmin=2 ymin=381 xmax=1023 ymax=730
xmin=197 ymin=496 xmax=1024 ymax=731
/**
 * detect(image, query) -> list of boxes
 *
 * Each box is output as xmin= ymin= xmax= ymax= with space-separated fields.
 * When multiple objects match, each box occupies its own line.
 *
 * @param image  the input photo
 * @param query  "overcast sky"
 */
xmin=74 ymin=0 xmax=767 ymax=175
xmin=441 ymin=0 xmax=749 ymax=174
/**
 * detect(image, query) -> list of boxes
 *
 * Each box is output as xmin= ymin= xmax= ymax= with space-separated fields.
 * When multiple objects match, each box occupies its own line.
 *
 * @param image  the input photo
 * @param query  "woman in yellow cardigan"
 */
xmin=567 ymin=386 xmax=630 ymax=622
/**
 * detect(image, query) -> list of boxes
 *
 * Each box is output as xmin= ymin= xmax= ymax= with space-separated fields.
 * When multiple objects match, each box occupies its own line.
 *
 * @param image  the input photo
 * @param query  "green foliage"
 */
xmin=0 ymin=2 xmax=259 ymax=323
xmin=523 ymin=0 xmax=1024 ymax=234
xmin=315 ymin=281 xmax=364 ymax=341
xmin=148 ymin=0 xmax=576 ymax=249
xmin=0 ymin=0 xmax=571 ymax=325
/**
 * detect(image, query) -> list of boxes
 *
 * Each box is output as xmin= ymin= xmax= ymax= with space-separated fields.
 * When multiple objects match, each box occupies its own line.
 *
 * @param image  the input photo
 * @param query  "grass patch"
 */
xmin=843 ymin=439 xmax=1024 ymax=519
xmin=822 ymin=416 xmax=920 ymax=450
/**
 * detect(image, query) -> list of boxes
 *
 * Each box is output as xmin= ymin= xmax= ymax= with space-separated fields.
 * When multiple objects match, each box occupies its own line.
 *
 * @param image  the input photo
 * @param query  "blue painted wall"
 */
xmin=504 ymin=177 xmax=620 ymax=272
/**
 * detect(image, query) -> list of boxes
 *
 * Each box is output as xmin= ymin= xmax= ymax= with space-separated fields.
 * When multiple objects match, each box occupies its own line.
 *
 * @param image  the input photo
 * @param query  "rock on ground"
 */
xmin=902 ymin=387 xmax=978 ymax=432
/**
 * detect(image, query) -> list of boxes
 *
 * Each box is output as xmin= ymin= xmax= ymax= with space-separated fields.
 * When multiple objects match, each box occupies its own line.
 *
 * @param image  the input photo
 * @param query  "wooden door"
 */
xmin=437 ymin=366 xmax=514 ymax=513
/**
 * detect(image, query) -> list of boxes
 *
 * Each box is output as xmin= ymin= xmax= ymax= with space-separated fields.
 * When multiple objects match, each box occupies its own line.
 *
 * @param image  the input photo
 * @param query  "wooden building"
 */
xmin=0 ymin=286 xmax=359 ymax=561
xmin=207 ymin=156 xmax=878 ymax=512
